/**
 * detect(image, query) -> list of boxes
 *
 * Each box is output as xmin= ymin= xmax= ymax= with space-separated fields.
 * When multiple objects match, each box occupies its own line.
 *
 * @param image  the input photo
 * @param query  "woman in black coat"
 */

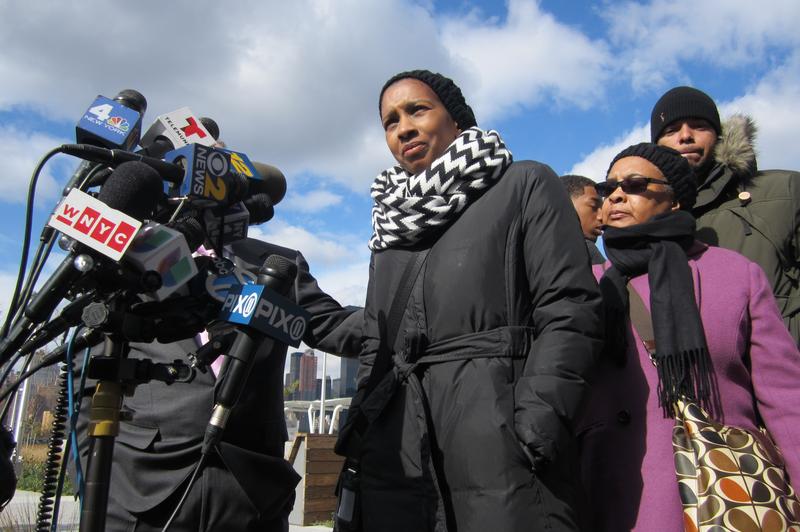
xmin=337 ymin=70 xmax=603 ymax=532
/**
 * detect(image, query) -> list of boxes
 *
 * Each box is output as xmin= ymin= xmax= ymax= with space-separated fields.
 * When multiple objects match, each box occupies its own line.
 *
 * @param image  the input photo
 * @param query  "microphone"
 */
xmin=203 ymin=255 xmax=310 ymax=453
xmin=59 ymin=143 xmax=185 ymax=185
xmin=123 ymin=216 xmax=205 ymax=301
xmin=251 ymin=162 xmax=287 ymax=206
xmin=75 ymin=90 xmax=147 ymax=151
xmin=204 ymin=202 xmax=250 ymax=243
xmin=139 ymin=107 xmax=216 ymax=157
xmin=163 ymin=144 xmax=250 ymax=207
xmin=242 ymin=193 xmax=274 ymax=225
xmin=138 ymin=115 xmax=220 ymax=160
xmin=62 ymin=90 xmax=148 ymax=199
xmin=0 ymin=162 xmax=163 ymax=362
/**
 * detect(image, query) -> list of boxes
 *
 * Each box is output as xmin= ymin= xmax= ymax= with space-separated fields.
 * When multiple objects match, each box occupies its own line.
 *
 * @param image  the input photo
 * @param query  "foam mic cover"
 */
xmin=243 ymin=193 xmax=274 ymax=225
xmin=169 ymin=216 xmax=206 ymax=250
xmin=251 ymin=162 xmax=287 ymax=206
xmin=259 ymin=254 xmax=297 ymax=293
xmin=114 ymin=89 xmax=147 ymax=115
xmin=97 ymin=161 xmax=163 ymax=220
xmin=199 ymin=117 xmax=220 ymax=140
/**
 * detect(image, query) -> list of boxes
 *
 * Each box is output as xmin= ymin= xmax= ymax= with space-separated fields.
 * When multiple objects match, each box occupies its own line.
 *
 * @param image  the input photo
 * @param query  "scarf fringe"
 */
xmin=655 ymin=347 xmax=713 ymax=417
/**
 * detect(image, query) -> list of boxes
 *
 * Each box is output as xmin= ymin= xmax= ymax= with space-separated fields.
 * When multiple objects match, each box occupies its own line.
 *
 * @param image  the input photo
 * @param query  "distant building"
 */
xmin=287 ymin=351 xmax=303 ymax=399
xmin=339 ymin=357 xmax=359 ymax=398
xmin=299 ymin=349 xmax=317 ymax=400
xmin=315 ymin=376 xmax=332 ymax=400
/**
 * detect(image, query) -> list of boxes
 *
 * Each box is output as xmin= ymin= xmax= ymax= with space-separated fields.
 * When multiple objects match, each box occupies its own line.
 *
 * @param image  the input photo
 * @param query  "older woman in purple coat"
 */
xmin=577 ymin=143 xmax=800 ymax=531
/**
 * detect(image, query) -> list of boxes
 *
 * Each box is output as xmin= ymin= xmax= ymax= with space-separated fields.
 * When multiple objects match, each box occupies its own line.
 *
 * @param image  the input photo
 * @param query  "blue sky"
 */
xmin=1 ymin=0 xmax=799 ymax=376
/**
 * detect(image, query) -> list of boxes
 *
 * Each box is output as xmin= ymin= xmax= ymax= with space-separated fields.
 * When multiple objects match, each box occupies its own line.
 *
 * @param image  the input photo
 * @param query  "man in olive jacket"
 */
xmin=651 ymin=86 xmax=800 ymax=344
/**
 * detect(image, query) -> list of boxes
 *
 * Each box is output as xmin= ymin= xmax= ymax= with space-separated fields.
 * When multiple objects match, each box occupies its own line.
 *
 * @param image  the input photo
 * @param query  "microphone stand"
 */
xmin=80 ymin=328 xmax=127 ymax=532
xmin=77 ymin=293 xmax=197 ymax=532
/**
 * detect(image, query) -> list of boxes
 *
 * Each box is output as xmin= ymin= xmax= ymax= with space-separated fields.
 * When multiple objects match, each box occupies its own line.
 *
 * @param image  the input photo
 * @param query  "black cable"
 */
xmin=77 ymin=163 xmax=109 ymax=191
xmin=36 ymin=364 xmax=69 ymax=531
xmin=0 ymin=351 xmax=58 ymax=406
xmin=2 ymin=147 xmax=63 ymax=338
xmin=161 ymin=453 xmax=208 ymax=532
xmin=16 ymin=235 xmax=57 ymax=326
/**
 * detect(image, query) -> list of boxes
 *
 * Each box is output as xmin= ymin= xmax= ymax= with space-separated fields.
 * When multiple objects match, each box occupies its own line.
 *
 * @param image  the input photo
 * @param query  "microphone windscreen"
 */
xmin=199 ymin=117 xmax=219 ymax=140
xmin=244 ymin=193 xmax=274 ymax=224
xmin=251 ymin=162 xmax=287 ymax=205
xmin=114 ymin=89 xmax=147 ymax=114
xmin=261 ymin=255 xmax=297 ymax=284
xmin=97 ymin=161 xmax=163 ymax=220
xmin=170 ymin=216 xmax=206 ymax=250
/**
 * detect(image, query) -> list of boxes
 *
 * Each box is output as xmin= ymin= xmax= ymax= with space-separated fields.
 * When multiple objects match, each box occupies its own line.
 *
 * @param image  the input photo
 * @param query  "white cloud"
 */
xmin=0 ymin=0 xmax=449 ymax=193
xmin=568 ymin=124 xmax=649 ymax=182
xmin=717 ymin=51 xmax=800 ymax=170
xmin=0 ymin=126 xmax=72 ymax=204
xmin=440 ymin=0 xmax=613 ymax=122
xmin=0 ymin=0 xmax=620 ymax=193
xmin=283 ymin=189 xmax=344 ymax=213
xmin=603 ymin=0 xmax=800 ymax=90
xmin=248 ymin=220 xmax=367 ymax=268
xmin=313 ymin=260 xmax=370 ymax=308
xmin=571 ymin=49 xmax=800 ymax=179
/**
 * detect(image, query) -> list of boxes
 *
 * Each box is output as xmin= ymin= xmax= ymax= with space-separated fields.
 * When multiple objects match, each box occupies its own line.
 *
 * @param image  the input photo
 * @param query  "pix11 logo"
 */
xmin=219 ymin=284 xmax=310 ymax=347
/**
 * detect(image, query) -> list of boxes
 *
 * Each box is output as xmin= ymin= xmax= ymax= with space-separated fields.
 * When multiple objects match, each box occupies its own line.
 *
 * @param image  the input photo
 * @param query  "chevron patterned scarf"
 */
xmin=369 ymin=127 xmax=512 ymax=250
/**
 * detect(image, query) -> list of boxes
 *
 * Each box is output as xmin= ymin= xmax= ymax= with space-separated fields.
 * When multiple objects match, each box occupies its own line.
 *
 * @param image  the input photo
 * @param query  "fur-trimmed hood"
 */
xmin=714 ymin=114 xmax=757 ymax=176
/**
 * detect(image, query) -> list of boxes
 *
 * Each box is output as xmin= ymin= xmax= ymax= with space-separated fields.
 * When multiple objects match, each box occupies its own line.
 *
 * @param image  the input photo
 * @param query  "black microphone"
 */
xmin=138 ymin=116 xmax=220 ymax=160
xmin=138 ymin=108 xmax=217 ymax=159
xmin=60 ymin=144 xmax=184 ymax=185
xmin=75 ymin=89 xmax=147 ymax=151
xmin=251 ymin=162 xmax=287 ymax=206
xmin=63 ymin=89 xmax=148 ymax=197
xmin=164 ymin=144 xmax=250 ymax=207
xmin=242 ymin=193 xmax=274 ymax=225
xmin=202 ymin=255 xmax=300 ymax=453
xmin=0 ymin=163 xmax=163 ymax=362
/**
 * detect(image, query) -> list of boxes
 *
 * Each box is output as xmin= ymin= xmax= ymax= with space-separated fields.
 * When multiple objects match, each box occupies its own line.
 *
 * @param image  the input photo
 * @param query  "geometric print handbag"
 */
xmin=672 ymin=399 xmax=800 ymax=531
xmin=623 ymin=283 xmax=800 ymax=531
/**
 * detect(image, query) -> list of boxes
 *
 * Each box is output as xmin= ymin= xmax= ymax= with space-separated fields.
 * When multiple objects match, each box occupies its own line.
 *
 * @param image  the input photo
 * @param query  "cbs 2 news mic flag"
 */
xmin=219 ymin=284 xmax=310 ymax=347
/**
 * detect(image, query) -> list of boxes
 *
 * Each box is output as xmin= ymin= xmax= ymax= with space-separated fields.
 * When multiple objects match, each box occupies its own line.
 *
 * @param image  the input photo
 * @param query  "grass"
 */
xmin=14 ymin=444 xmax=75 ymax=495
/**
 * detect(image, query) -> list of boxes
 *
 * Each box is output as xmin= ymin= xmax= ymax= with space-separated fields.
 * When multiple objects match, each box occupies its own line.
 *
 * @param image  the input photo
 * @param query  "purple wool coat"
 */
xmin=577 ymin=242 xmax=800 ymax=531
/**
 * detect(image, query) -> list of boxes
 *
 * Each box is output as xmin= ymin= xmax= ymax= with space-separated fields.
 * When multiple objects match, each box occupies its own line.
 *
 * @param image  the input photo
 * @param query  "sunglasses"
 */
xmin=595 ymin=176 xmax=670 ymax=198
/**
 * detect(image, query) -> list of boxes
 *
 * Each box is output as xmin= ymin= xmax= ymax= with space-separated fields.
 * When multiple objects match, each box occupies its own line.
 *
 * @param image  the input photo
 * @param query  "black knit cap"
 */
xmin=607 ymin=142 xmax=697 ymax=210
xmin=379 ymin=70 xmax=477 ymax=129
xmin=650 ymin=86 xmax=721 ymax=142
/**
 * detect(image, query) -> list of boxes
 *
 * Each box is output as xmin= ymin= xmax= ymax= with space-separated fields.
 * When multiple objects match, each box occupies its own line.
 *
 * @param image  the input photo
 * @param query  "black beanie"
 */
xmin=650 ymin=86 xmax=721 ymax=142
xmin=608 ymin=142 xmax=697 ymax=210
xmin=379 ymin=70 xmax=477 ymax=129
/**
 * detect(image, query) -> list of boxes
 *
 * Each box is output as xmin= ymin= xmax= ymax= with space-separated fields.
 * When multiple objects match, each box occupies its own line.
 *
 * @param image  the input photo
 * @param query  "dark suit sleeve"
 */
xmin=514 ymin=164 xmax=604 ymax=466
xmin=294 ymin=251 xmax=364 ymax=358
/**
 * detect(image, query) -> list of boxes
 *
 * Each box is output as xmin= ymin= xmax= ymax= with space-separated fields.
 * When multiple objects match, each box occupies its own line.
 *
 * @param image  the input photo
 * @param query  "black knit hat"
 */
xmin=379 ymin=70 xmax=477 ymax=129
xmin=650 ymin=86 xmax=721 ymax=142
xmin=607 ymin=142 xmax=697 ymax=210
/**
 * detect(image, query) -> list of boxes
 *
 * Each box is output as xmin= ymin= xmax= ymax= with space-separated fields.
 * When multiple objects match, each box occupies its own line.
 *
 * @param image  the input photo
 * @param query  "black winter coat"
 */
xmin=351 ymin=161 xmax=604 ymax=532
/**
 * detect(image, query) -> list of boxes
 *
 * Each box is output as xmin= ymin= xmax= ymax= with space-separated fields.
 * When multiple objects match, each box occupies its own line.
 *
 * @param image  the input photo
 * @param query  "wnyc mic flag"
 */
xmin=48 ymin=188 xmax=142 ymax=261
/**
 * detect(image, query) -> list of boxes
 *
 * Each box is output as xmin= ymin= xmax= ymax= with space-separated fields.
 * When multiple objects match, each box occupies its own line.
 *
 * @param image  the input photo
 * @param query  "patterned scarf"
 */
xmin=369 ymin=127 xmax=512 ymax=250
